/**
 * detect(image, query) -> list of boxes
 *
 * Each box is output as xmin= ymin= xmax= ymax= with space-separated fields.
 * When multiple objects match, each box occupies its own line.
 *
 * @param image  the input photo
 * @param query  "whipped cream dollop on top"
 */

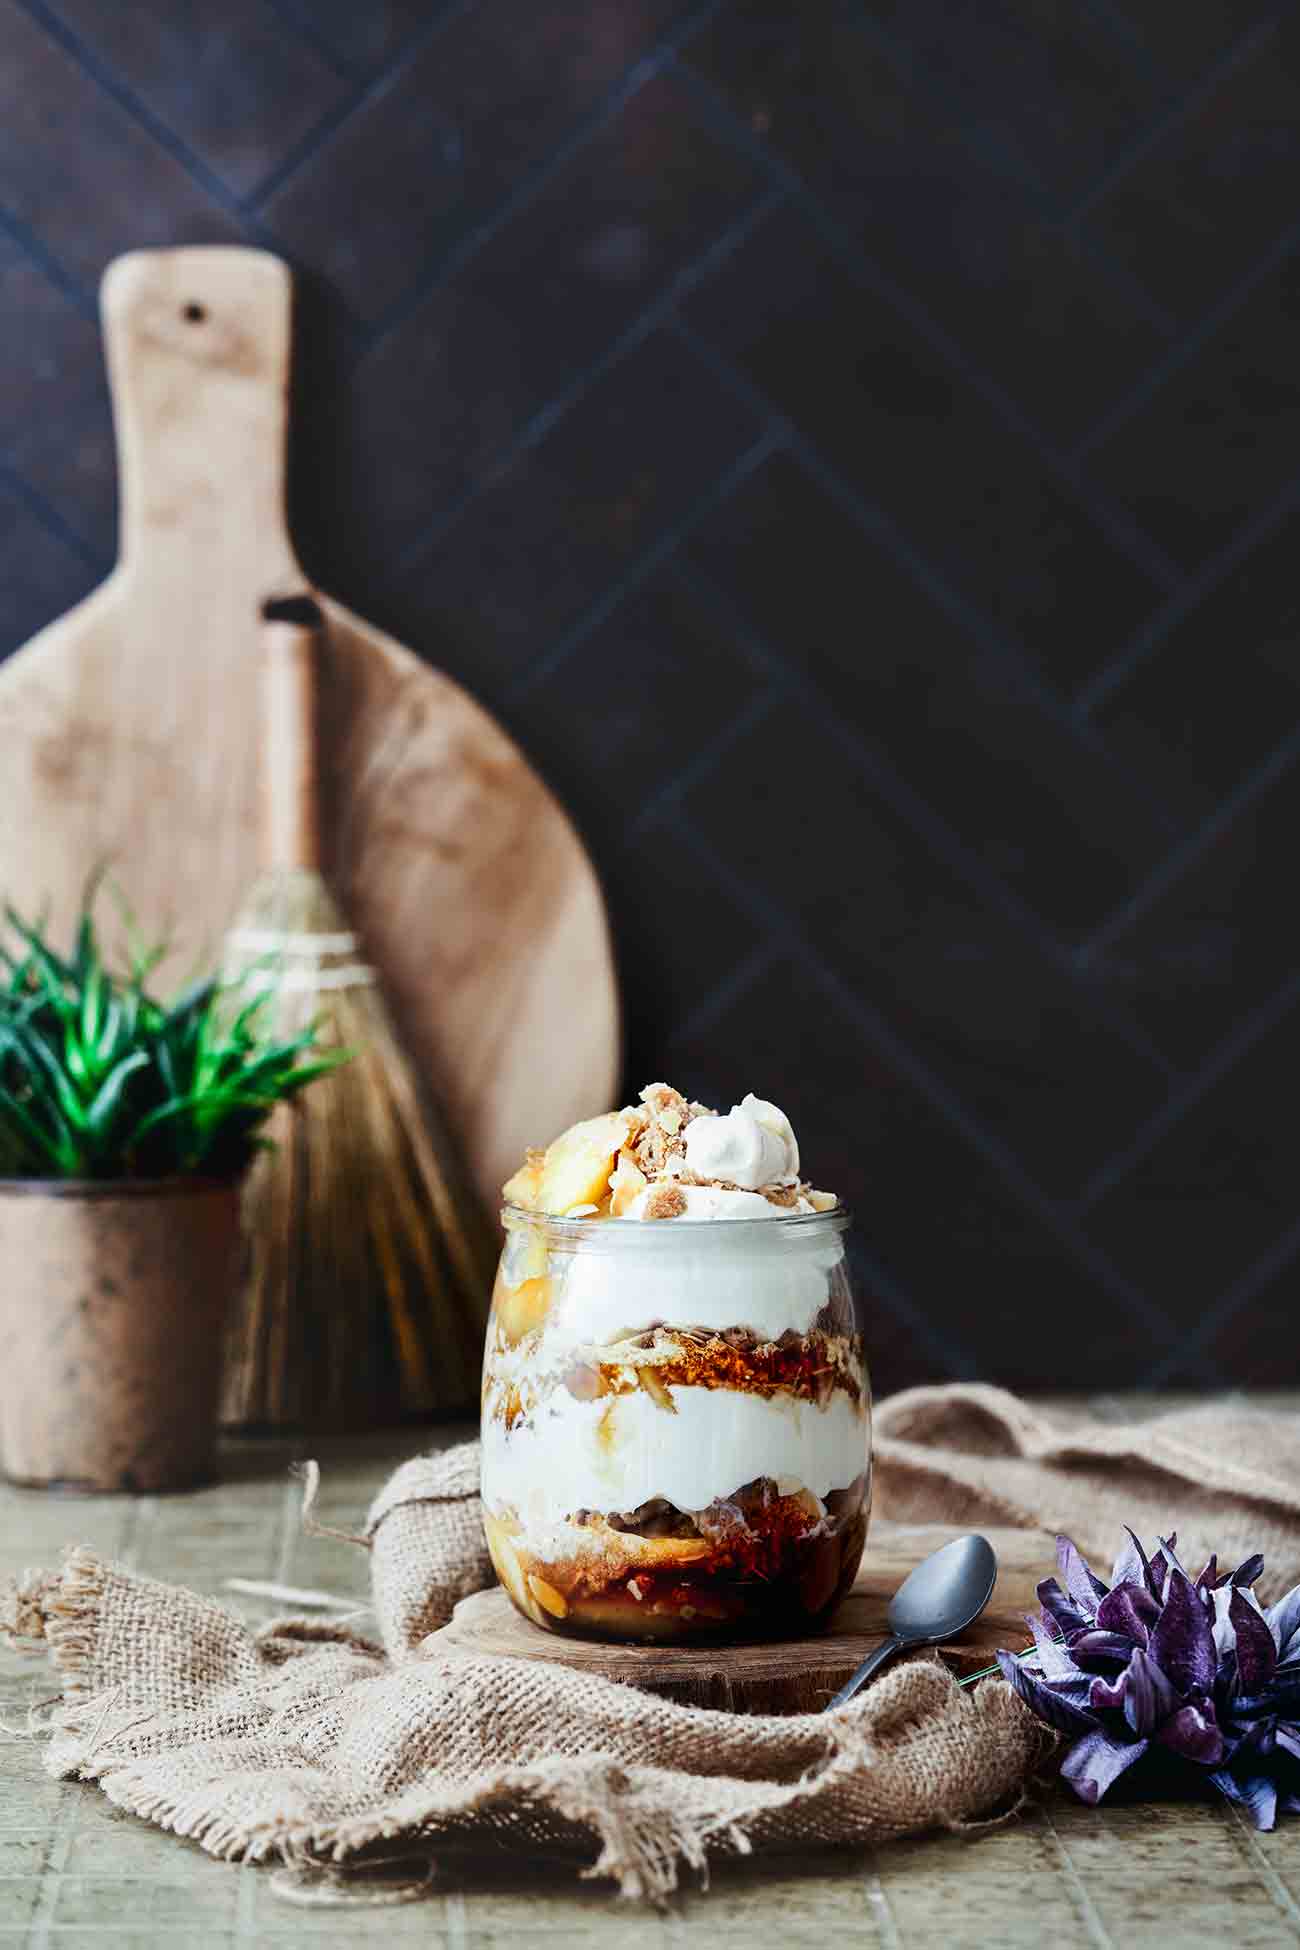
xmin=502 ymin=1082 xmax=834 ymax=1222
xmin=682 ymin=1094 xmax=800 ymax=1190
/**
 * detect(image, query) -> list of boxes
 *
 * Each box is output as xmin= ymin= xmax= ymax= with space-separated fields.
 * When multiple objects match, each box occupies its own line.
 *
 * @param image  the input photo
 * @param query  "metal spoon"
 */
xmin=825 ymin=1533 xmax=998 ymax=1710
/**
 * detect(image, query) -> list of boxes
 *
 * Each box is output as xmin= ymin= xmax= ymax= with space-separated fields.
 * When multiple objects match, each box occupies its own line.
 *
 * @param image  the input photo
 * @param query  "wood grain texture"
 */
xmin=0 ymin=246 xmax=619 ymax=1209
xmin=434 ymin=1521 xmax=1054 ymax=1714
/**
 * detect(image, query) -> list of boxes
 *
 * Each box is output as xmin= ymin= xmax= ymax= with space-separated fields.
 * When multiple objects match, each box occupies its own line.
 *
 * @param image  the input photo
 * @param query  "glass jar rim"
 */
xmin=500 ymin=1201 xmax=851 ymax=1249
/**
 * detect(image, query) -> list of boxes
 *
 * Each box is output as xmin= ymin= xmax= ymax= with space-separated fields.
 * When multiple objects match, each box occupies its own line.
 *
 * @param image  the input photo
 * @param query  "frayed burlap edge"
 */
xmin=63 ymin=1683 xmax=1050 ymax=1906
xmin=2 ymin=1546 xmax=1049 ymax=1906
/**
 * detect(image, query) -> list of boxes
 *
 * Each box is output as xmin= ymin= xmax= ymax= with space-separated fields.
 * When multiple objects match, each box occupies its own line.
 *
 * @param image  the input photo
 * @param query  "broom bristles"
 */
xmin=221 ymin=868 xmax=496 ymax=1428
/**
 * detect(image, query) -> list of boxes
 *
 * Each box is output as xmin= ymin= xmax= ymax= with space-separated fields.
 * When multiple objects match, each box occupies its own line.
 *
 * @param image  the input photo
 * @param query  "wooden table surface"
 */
xmin=2 ymin=1403 xmax=1300 ymax=1947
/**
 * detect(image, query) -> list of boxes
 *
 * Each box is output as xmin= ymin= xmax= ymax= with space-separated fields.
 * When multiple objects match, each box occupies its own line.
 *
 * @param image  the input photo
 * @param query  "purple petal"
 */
xmin=1096 ymin=1582 xmax=1158 ymax=1645
xmin=1111 ymin=1527 xmax=1152 ymax=1594
xmin=1230 ymin=1553 xmax=1265 ymax=1589
xmin=1194 ymin=1554 xmax=1219 ymax=1591
xmin=1026 ymin=1612 xmax=1085 ymax=1685
xmin=1150 ymin=1570 xmax=1218 ymax=1696
xmin=1085 ymin=1654 xmax=1173 ymax=1733
xmin=1121 ymin=1649 xmax=1177 ymax=1738
xmin=1232 ymin=1588 xmax=1278 ymax=1694
xmin=1211 ymin=1584 xmax=1242 ymax=1657
xmin=1240 ymin=1720 xmax=1277 ymax=1757
xmin=1266 ymin=1584 xmax=1300 ymax=1662
xmin=1071 ymin=1630 xmax=1144 ymax=1669
xmin=1235 ymin=1688 xmax=1300 ymax=1718
xmin=1112 ymin=1527 xmax=1163 ymax=1603
xmin=996 ymin=1649 xmax=1100 ymax=1735
xmin=1161 ymin=1534 xmax=1190 ymax=1575
xmin=1149 ymin=1534 xmax=1187 ymax=1600
xmin=1089 ymin=1671 xmax=1126 ymax=1711
xmin=1210 ymin=1768 xmax=1279 ymax=1831
xmin=1253 ymin=1692 xmax=1290 ymax=1727
xmin=1276 ymin=1726 xmax=1300 ymax=1764
xmin=1057 ymin=1535 xmax=1109 ymax=1614
xmin=1155 ymin=1699 xmax=1225 ymax=1766
xmin=1037 ymin=1576 xmax=1090 ymax=1639
xmin=1060 ymin=1730 xmax=1148 ymax=1805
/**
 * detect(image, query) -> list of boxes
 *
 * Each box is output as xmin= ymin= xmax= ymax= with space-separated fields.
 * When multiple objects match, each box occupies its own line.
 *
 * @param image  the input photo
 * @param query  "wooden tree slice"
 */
xmin=432 ymin=1523 xmax=1053 ymax=1715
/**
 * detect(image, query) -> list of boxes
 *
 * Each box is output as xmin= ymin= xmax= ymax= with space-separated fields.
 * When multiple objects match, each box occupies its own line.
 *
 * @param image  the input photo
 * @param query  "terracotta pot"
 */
xmin=0 ymin=1176 xmax=243 ymax=1492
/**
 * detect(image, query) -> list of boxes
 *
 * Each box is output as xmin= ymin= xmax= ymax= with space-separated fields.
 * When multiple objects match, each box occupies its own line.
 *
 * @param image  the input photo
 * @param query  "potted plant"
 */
xmin=0 ymin=892 xmax=341 ymax=1492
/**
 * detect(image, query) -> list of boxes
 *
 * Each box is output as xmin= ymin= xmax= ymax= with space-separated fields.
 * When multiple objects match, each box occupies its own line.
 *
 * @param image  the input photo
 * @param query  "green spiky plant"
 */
xmin=0 ymin=889 xmax=345 ymax=1182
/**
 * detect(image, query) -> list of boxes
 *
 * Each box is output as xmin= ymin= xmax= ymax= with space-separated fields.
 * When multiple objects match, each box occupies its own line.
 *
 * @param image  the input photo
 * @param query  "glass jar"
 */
xmin=480 ymin=1204 xmax=870 ymax=1643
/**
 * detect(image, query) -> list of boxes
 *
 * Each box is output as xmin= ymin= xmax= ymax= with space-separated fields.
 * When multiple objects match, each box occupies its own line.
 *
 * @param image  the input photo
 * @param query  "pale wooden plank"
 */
xmin=1047 ymin=1795 xmax=1300 ymax=1947
xmin=873 ymin=1811 xmax=1098 ymax=1949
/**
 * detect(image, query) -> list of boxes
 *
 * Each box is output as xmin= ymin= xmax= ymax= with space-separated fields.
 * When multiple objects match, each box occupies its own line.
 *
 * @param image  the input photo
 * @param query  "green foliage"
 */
xmin=0 ymin=892 xmax=345 ymax=1181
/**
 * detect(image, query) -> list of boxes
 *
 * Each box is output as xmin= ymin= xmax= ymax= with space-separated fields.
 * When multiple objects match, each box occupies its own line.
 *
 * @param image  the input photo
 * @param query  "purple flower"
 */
xmin=996 ymin=1530 xmax=1300 ymax=1829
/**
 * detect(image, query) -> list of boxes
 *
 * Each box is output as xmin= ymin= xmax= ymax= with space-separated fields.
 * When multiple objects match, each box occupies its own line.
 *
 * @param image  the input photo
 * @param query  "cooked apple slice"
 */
xmin=494 ymin=1273 xmax=553 ymax=1346
xmin=483 ymin=1513 xmax=538 ymax=1620
xmin=502 ymin=1147 xmax=545 ymax=1210
xmin=504 ymin=1110 xmax=630 ymax=1215
xmin=608 ymin=1151 xmax=648 ymax=1217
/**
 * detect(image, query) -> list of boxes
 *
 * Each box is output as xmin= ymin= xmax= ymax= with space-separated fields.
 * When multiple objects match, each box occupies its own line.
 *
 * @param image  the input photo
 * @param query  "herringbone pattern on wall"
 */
xmin=2 ymin=0 xmax=1298 ymax=1392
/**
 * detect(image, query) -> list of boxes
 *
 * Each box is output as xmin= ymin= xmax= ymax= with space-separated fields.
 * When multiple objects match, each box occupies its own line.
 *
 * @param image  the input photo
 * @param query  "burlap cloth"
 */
xmin=3 ymin=1385 xmax=1298 ymax=1903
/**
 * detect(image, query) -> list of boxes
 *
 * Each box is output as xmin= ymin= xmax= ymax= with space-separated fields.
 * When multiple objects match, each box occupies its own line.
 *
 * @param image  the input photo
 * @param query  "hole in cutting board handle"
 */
xmin=263 ymin=594 xmax=324 ymax=628
xmin=182 ymin=301 xmax=206 ymax=323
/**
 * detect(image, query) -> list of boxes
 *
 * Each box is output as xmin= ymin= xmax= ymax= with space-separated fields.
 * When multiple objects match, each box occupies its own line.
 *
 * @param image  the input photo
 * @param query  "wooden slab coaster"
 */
xmin=433 ymin=1523 xmax=1054 ymax=1715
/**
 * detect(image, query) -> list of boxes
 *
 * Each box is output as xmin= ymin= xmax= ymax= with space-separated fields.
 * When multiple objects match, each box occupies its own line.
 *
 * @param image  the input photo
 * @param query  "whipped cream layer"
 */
xmin=483 ymin=1380 xmax=868 ymax=1529
xmin=623 ymin=1182 xmax=815 ymax=1220
xmin=517 ymin=1226 xmax=844 ymax=1347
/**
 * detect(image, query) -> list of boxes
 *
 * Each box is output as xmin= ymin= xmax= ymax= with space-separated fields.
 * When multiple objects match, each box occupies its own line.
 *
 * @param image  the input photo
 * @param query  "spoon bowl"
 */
xmin=825 ymin=1533 xmax=998 ymax=1710
xmin=889 ymin=1533 xmax=998 ymax=1643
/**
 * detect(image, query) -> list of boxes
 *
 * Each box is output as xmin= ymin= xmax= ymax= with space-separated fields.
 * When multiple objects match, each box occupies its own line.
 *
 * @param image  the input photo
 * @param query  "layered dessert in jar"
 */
xmin=481 ymin=1083 xmax=869 ymax=1643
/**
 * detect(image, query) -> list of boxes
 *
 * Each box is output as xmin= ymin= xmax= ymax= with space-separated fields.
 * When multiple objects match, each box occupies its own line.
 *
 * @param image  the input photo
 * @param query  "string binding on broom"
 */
xmin=228 ymin=928 xmax=366 ymax=956
xmin=227 ymin=925 xmax=376 ymax=991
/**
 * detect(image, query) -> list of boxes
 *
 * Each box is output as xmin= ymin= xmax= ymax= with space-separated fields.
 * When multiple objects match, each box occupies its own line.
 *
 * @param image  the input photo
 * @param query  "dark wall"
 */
xmin=3 ymin=1 xmax=1299 ymax=1394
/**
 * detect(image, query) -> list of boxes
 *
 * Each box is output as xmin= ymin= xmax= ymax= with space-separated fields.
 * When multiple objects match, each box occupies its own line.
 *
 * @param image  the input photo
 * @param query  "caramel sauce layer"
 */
xmin=485 ymin=1473 xmax=870 ymax=1642
xmin=488 ymin=1328 xmax=864 ymax=1430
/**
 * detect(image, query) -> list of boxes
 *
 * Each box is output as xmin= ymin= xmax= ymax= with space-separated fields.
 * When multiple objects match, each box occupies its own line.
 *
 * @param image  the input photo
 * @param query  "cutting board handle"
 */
xmin=262 ymin=597 xmax=323 ymax=872
xmin=100 ymin=246 xmax=298 ymax=576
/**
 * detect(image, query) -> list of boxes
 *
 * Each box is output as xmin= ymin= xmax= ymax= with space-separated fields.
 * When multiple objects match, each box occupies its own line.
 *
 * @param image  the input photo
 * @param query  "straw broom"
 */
xmin=220 ymin=595 xmax=496 ymax=1428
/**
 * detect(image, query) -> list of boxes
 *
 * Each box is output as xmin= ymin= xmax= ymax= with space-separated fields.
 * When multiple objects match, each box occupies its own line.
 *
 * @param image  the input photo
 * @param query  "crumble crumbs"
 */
xmin=625 ymin=1083 xmax=712 ymax=1182
xmin=642 ymin=1183 xmax=687 ymax=1220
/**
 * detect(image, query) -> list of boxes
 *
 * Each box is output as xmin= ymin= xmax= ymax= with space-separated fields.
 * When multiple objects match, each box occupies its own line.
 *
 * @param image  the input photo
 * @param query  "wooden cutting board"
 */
xmin=433 ymin=1522 xmax=1052 ymax=1715
xmin=0 ymin=247 xmax=619 ymax=1209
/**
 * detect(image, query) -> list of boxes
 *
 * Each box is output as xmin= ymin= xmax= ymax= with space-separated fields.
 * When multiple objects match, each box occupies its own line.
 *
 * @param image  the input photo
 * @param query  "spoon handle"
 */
xmin=825 ymin=1633 xmax=902 ymax=1710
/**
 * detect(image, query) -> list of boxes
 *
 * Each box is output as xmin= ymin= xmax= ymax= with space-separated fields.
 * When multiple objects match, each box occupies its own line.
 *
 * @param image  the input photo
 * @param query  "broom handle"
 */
xmin=262 ymin=597 xmax=323 ymax=872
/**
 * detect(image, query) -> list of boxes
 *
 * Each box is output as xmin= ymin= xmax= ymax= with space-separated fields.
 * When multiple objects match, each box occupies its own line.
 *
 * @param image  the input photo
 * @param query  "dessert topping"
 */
xmin=683 ymin=1093 xmax=799 ymax=1189
xmin=503 ymin=1081 xmax=834 ymax=1220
